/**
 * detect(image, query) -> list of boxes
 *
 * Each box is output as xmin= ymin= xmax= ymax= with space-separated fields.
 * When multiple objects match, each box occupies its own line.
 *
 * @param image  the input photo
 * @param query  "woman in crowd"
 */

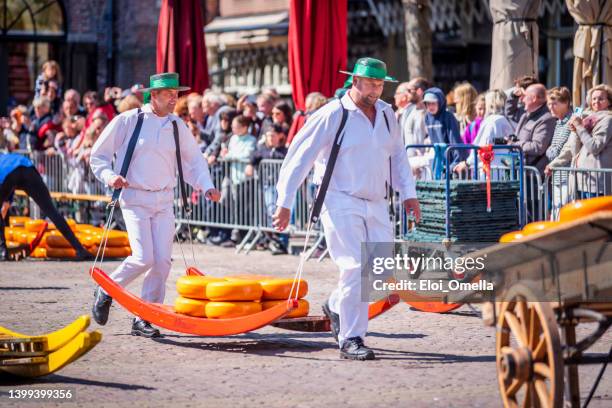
xmin=570 ymin=85 xmax=612 ymax=198
xmin=542 ymin=87 xmax=573 ymax=217
xmin=462 ymin=93 xmax=485 ymax=144
xmin=34 ymin=60 xmax=62 ymax=99
xmin=453 ymin=82 xmax=478 ymax=135
xmin=454 ymin=89 xmax=513 ymax=176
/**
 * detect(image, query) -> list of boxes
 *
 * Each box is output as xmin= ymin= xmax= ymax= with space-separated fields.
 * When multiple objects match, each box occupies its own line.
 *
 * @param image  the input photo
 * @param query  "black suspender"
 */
xmin=309 ymin=102 xmax=349 ymax=224
xmin=110 ymin=109 xmax=189 ymax=215
xmin=172 ymin=120 xmax=190 ymax=214
xmin=111 ymin=108 xmax=144 ymax=203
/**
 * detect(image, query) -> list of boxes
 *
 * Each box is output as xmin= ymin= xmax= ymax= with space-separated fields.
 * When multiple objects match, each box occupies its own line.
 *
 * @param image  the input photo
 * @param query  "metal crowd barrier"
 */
xmin=543 ymin=167 xmax=612 ymax=220
xmin=174 ymin=158 xmax=323 ymax=255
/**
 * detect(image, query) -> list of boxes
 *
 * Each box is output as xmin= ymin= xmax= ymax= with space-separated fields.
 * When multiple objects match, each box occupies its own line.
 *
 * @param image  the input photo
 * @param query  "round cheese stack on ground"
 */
xmin=205 ymin=301 xmax=262 ymax=318
xmin=87 ymin=245 xmax=131 ymax=258
xmin=175 ymin=296 xmax=208 ymax=317
xmin=206 ymin=280 xmax=263 ymax=301
xmin=46 ymin=247 xmax=77 ymax=258
xmin=31 ymin=247 xmax=47 ymax=258
xmin=25 ymin=219 xmax=46 ymax=232
xmin=9 ymin=216 xmax=30 ymax=227
xmin=262 ymin=299 xmax=309 ymax=318
xmin=176 ymin=276 xmax=226 ymax=300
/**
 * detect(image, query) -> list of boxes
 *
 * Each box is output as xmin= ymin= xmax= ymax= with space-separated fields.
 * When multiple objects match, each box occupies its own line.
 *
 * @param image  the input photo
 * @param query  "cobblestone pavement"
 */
xmin=1 ymin=244 xmax=610 ymax=407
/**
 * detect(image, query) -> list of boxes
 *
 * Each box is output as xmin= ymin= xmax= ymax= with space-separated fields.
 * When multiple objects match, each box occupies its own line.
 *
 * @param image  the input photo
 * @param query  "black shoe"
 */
xmin=340 ymin=337 xmax=375 ymax=361
xmin=131 ymin=318 xmax=161 ymax=338
xmin=269 ymin=241 xmax=288 ymax=256
xmin=92 ymin=286 xmax=112 ymax=325
xmin=322 ymin=300 xmax=340 ymax=344
xmin=207 ymin=235 xmax=224 ymax=246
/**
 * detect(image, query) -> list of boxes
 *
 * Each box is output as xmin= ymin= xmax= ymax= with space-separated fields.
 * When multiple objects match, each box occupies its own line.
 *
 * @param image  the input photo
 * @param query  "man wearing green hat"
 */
xmin=273 ymin=58 xmax=421 ymax=360
xmin=90 ymin=73 xmax=221 ymax=337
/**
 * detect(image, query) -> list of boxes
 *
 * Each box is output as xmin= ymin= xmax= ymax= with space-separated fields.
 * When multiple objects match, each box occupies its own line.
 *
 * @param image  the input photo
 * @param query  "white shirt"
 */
xmin=467 ymin=114 xmax=514 ymax=166
xmin=276 ymin=93 xmax=417 ymax=209
xmin=90 ymin=104 xmax=214 ymax=194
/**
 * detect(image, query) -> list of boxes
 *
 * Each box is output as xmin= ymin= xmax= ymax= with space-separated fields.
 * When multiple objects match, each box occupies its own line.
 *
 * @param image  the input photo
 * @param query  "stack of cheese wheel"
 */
xmin=4 ymin=216 xmax=30 ymax=250
xmin=174 ymin=275 xmax=309 ymax=319
xmin=84 ymin=229 xmax=131 ymax=259
xmin=227 ymin=275 xmax=309 ymax=318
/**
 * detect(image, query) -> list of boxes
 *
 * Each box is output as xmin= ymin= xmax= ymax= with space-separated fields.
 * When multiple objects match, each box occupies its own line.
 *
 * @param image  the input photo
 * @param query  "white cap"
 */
xmin=423 ymin=93 xmax=438 ymax=103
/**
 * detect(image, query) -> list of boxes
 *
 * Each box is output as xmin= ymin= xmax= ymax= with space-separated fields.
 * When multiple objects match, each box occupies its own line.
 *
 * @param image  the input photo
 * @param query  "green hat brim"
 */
xmin=136 ymin=85 xmax=191 ymax=93
xmin=338 ymin=70 xmax=398 ymax=83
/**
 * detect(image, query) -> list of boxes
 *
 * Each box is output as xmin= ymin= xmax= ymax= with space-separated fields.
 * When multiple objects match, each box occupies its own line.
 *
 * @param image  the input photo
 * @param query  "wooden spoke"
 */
xmin=534 ymin=362 xmax=552 ymax=379
xmin=528 ymin=306 xmax=541 ymax=349
xmin=506 ymin=378 xmax=524 ymax=397
xmin=505 ymin=311 xmax=528 ymax=348
xmin=522 ymin=382 xmax=533 ymax=408
xmin=517 ymin=300 xmax=529 ymax=335
xmin=497 ymin=286 xmax=563 ymax=408
xmin=533 ymin=337 xmax=546 ymax=362
xmin=534 ymin=378 xmax=551 ymax=408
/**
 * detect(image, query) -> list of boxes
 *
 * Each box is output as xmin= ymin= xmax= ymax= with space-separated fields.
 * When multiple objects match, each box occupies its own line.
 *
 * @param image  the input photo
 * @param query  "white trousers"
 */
xmin=321 ymin=190 xmax=393 ymax=348
xmin=108 ymin=189 xmax=175 ymax=304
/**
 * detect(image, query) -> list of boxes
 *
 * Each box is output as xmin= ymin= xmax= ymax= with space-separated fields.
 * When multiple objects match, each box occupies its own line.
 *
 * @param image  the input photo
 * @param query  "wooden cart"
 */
xmin=473 ymin=211 xmax=612 ymax=408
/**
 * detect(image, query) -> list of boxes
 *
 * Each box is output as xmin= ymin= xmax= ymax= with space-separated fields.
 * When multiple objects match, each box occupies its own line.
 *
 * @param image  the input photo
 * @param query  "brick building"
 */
xmin=0 ymin=0 xmax=162 ymax=115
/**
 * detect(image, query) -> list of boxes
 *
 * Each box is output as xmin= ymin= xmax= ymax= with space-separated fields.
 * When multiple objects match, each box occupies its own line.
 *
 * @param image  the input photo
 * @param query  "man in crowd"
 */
xmin=509 ymin=84 xmax=556 ymax=174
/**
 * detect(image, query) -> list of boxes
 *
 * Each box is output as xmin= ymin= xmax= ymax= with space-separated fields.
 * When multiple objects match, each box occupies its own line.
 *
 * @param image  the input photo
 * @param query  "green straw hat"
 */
xmin=138 ymin=72 xmax=190 ymax=93
xmin=339 ymin=57 xmax=397 ymax=82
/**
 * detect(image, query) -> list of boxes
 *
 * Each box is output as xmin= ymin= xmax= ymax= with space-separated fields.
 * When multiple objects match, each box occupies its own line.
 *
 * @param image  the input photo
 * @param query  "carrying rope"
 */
xmin=288 ymin=101 xmax=349 ymax=302
xmin=478 ymin=145 xmax=495 ymax=212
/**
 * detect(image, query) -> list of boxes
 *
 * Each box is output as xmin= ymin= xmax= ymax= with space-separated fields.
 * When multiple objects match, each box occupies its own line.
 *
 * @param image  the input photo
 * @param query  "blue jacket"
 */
xmin=0 ymin=153 xmax=34 ymax=184
xmin=424 ymin=87 xmax=466 ymax=169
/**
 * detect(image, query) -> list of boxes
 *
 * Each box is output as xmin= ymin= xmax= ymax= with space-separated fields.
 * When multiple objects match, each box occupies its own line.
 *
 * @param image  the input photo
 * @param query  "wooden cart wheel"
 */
xmin=496 ymin=285 xmax=563 ymax=408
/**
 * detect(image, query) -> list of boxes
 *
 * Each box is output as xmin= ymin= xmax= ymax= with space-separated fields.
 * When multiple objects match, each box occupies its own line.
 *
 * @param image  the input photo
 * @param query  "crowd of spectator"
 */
xmin=1 ymin=59 xmax=611 ymax=253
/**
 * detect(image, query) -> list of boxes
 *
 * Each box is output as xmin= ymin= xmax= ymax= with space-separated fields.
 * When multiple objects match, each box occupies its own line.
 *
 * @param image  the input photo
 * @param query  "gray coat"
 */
xmin=575 ymin=112 xmax=612 ymax=194
xmin=511 ymin=103 xmax=557 ymax=174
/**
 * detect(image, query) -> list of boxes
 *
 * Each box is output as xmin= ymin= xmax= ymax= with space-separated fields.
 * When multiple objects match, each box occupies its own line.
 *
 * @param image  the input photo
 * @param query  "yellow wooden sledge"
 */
xmin=0 ymin=315 xmax=102 ymax=378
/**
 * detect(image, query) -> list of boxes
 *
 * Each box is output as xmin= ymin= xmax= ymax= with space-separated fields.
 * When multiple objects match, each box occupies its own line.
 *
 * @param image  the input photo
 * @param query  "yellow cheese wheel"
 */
xmin=176 ymin=276 xmax=226 ymax=300
xmin=76 ymin=224 xmax=104 ymax=234
xmin=225 ymin=274 xmax=274 ymax=281
xmin=559 ymin=196 xmax=612 ymax=223
xmin=9 ymin=216 xmax=30 ymax=227
xmin=521 ymin=221 xmax=558 ymax=236
xmin=47 ymin=219 xmax=77 ymax=231
xmin=4 ymin=228 xmax=14 ymax=241
xmin=174 ymin=296 xmax=208 ymax=317
xmin=46 ymin=234 xmax=73 ymax=248
xmin=262 ymin=299 xmax=309 ymax=318
xmin=6 ymin=241 xmax=20 ymax=249
xmin=25 ymin=231 xmax=38 ymax=244
xmin=80 ymin=234 xmax=99 ymax=247
xmin=46 ymin=247 xmax=76 ymax=258
xmin=499 ymin=231 xmax=525 ymax=243
xmin=88 ymin=245 xmax=131 ymax=258
xmin=14 ymin=231 xmax=31 ymax=245
xmin=25 ymin=219 xmax=46 ymax=232
xmin=205 ymin=301 xmax=262 ymax=318
xmin=259 ymin=278 xmax=308 ymax=300
xmin=205 ymin=280 xmax=263 ymax=301
xmin=31 ymin=247 xmax=47 ymax=258
xmin=90 ymin=230 xmax=129 ymax=247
